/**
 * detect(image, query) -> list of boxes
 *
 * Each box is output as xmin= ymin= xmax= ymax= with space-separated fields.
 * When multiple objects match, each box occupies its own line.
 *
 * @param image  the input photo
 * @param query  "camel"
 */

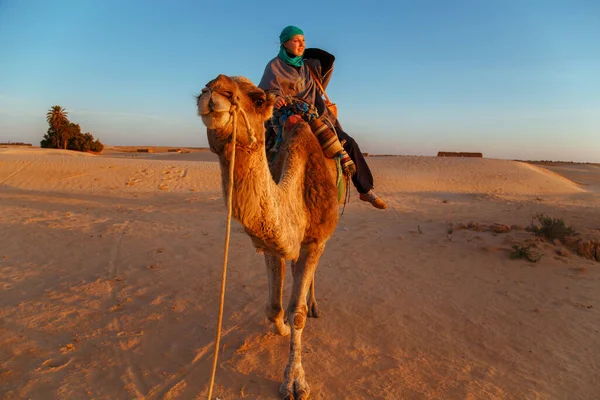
xmin=197 ymin=74 xmax=342 ymax=399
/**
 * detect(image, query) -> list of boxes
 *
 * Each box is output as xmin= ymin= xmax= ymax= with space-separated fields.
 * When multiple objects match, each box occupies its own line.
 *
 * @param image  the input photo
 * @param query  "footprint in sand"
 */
xmin=126 ymin=168 xmax=154 ymax=187
xmin=125 ymin=178 xmax=141 ymax=186
xmin=158 ymin=166 xmax=188 ymax=190
xmin=171 ymin=298 xmax=187 ymax=312
xmin=38 ymin=356 xmax=73 ymax=373
xmin=163 ymin=166 xmax=187 ymax=177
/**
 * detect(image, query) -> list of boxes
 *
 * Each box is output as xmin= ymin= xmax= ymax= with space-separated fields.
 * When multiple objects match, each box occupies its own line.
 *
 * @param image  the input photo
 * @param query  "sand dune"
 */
xmin=1 ymin=147 xmax=599 ymax=399
xmin=0 ymin=148 xmax=221 ymax=194
xmin=370 ymin=156 xmax=585 ymax=196
xmin=0 ymin=148 xmax=586 ymax=196
xmin=534 ymin=163 xmax=600 ymax=190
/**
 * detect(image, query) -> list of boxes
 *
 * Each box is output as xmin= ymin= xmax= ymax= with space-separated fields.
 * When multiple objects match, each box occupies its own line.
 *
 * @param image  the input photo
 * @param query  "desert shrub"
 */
xmin=89 ymin=138 xmax=104 ymax=153
xmin=0 ymin=142 xmax=32 ymax=146
xmin=67 ymin=132 xmax=104 ymax=152
xmin=41 ymin=128 xmax=60 ymax=148
xmin=530 ymin=214 xmax=574 ymax=242
xmin=510 ymin=243 xmax=543 ymax=263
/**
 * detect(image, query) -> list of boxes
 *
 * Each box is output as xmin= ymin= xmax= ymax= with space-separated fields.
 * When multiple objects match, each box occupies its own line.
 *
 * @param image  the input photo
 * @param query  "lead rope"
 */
xmin=206 ymin=95 xmax=255 ymax=400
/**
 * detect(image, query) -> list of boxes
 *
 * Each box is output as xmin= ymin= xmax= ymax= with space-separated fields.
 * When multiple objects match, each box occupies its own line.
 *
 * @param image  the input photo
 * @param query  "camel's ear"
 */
xmin=263 ymin=92 xmax=277 ymax=120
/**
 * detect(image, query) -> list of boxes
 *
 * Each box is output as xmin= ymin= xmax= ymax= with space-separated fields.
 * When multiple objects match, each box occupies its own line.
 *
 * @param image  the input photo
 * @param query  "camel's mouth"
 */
xmin=197 ymin=87 xmax=233 ymax=130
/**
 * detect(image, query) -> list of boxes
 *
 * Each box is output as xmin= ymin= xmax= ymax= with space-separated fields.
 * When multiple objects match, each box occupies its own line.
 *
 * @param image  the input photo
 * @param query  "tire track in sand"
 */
xmin=0 ymin=163 xmax=30 ymax=184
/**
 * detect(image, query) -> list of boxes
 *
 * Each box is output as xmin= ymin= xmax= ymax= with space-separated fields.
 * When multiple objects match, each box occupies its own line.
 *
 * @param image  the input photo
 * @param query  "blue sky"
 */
xmin=1 ymin=0 xmax=599 ymax=162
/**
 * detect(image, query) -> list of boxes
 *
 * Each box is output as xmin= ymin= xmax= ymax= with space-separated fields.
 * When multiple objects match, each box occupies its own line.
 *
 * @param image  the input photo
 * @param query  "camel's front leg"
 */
xmin=280 ymin=243 xmax=325 ymax=400
xmin=264 ymin=254 xmax=290 ymax=336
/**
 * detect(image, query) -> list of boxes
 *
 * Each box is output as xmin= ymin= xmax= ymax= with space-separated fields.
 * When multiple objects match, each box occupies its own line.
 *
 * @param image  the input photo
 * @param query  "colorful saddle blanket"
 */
xmin=268 ymin=98 xmax=345 ymax=202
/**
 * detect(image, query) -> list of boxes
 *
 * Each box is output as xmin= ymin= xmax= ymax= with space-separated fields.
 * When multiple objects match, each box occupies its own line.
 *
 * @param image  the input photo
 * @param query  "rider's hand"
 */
xmin=274 ymin=97 xmax=287 ymax=109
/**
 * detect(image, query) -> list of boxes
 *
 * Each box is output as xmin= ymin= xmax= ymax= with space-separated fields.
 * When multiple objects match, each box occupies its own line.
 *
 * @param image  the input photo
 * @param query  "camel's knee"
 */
xmin=265 ymin=304 xmax=284 ymax=322
xmin=290 ymin=305 xmax=308 ymax=330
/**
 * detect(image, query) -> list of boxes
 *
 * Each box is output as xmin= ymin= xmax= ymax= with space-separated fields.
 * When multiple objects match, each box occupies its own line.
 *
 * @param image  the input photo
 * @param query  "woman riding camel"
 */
xmin=258 ymin=25 xmax=387 ymax=210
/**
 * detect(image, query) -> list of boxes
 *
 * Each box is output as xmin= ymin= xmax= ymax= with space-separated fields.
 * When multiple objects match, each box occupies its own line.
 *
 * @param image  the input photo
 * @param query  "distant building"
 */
xmin=437 ymin=151 xmax=483 ymax=158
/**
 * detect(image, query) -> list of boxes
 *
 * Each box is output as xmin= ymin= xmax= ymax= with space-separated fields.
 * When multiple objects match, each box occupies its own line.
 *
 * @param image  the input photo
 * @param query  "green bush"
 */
xmin=67 ymin=132 xmax=104 ymax=152
xmin=530 ymin=214 xmax=574 ymax=242
xmin=41 ymin=128 xmax=59 ymax=149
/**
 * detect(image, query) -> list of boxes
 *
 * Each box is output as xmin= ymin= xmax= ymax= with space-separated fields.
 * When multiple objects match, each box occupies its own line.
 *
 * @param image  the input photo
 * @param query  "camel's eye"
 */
xmin=249 ymin=90 xmax=266 ymax=107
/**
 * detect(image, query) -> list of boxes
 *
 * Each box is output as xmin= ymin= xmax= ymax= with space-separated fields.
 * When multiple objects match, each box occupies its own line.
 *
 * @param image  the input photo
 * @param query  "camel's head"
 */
xmin=197 ymin=75 xmax=276 ymax=152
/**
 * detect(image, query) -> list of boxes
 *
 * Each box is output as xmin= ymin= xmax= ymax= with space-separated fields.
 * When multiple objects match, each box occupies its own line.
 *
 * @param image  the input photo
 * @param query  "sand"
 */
xmin=1 ymin=147 xmax=599 ymax=399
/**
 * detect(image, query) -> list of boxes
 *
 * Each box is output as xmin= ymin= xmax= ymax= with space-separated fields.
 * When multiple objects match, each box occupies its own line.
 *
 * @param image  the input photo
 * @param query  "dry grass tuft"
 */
xmin=510 ymin=243 xmax=543 ymax=263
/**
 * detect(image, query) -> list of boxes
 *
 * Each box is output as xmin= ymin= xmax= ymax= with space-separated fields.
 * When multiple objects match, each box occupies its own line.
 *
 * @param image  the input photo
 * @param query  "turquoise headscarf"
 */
xmin=278 ymin=25 xmax=304 ymax=67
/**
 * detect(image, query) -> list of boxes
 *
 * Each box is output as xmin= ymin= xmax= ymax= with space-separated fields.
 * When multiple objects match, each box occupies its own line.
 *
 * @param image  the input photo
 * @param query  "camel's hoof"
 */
xmin=307 ymin=302 xmax=320 ymax=318
xmin=280 ymin=377 xmax=310 ymax=400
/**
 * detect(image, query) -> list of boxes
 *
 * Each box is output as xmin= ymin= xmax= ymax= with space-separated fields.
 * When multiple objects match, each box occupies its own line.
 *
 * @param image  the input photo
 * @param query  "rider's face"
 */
xmin=283 ymin=35 xmax=305 ymax=57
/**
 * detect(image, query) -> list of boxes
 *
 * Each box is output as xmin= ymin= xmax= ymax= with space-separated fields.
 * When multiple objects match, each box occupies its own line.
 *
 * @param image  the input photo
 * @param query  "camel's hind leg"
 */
xmin=280 ymin=243 xmax=325 ymax=400
xmin=264 ymin=254 xmax=290 ymax=336
xmin=307 ymin=277 xmax=320 ymax=318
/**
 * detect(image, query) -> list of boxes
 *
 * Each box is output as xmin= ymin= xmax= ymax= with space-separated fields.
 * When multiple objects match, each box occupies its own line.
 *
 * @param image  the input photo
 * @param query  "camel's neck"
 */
xmin=217 ymin=141 xmax=304 ymax=258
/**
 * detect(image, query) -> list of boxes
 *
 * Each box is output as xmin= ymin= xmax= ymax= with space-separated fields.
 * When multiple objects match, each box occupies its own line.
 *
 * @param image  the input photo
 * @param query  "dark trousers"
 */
xmin=335 ymin=121 xmax=374 ymax=194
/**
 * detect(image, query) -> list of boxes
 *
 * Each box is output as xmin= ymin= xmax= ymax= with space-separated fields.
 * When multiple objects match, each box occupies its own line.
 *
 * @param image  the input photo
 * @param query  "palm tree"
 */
xmin=46 ymin=105 xmax=68 ymax=130
xmin=46 ymin=106 xmax=69 ymax=148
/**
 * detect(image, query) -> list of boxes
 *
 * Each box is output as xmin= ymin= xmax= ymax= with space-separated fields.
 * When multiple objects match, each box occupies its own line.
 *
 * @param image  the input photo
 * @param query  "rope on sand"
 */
xmin=206 ymin=96 xmax=254 ymax=400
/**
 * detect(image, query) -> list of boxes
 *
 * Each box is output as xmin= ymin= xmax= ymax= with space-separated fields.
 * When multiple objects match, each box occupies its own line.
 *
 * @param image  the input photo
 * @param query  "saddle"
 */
xmin=266 ymin=97 xmax=355 ymax=177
